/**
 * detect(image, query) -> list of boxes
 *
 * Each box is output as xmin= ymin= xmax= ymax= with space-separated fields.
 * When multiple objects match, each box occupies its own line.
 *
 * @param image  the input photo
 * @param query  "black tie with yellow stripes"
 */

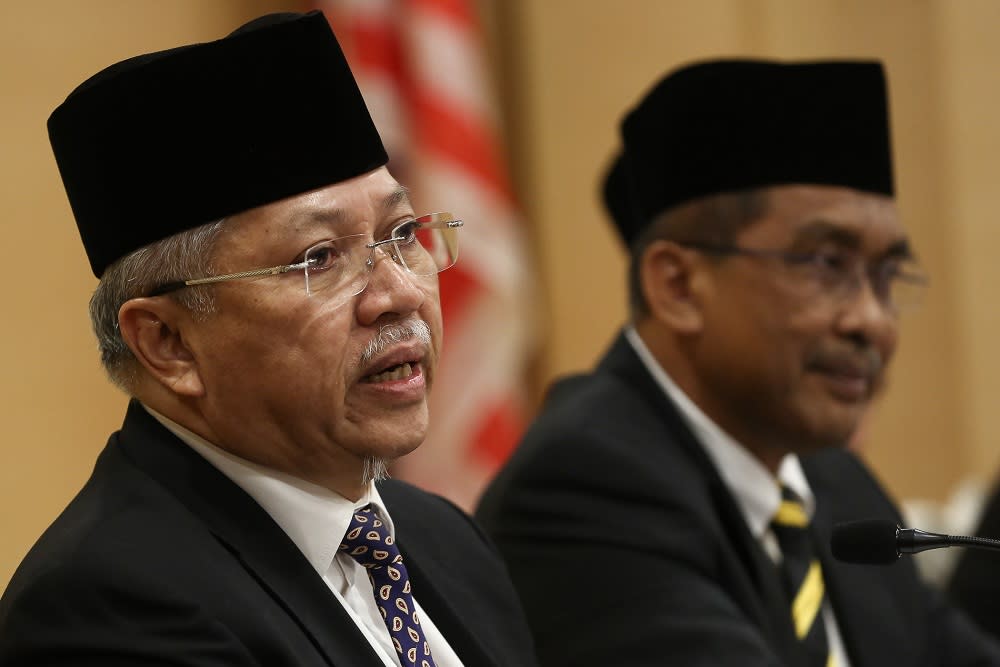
xmin=771 ymin=485 xmax=834 ymax=667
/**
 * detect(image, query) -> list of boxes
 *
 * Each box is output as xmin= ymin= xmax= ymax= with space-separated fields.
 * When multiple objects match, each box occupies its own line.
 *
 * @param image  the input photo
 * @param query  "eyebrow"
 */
xmin=792 ymin=219 xmax=915 ymax=260
xmin=791 ymin=220 xmax=862 ymax=248
xmin=381 ymin=184 xmax=412 ymax=215
xmin=293 ymin=184 xmax=414 ymax=231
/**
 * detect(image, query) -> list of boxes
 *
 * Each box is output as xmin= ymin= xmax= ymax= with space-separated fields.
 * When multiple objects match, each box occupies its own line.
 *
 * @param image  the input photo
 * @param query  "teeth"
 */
xmin=366 ymin=362 xmax=413 ymax=384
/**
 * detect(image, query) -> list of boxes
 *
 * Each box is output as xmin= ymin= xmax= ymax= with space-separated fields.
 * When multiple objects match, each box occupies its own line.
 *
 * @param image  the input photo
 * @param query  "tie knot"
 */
xmin=340 ymin=505 xmax=404 ymax=569
xmin=773 ymin=485 xmax=809 ymax=529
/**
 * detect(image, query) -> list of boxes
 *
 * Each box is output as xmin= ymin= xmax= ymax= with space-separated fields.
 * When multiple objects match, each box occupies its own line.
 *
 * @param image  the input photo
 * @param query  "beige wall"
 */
xmin=2 ymin=0 xmax=999 ymax=590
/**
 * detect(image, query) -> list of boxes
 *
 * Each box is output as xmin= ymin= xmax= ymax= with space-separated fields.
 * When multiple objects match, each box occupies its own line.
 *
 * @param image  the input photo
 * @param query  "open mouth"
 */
xmin=363 ymin=361 xmax=416 ymax=384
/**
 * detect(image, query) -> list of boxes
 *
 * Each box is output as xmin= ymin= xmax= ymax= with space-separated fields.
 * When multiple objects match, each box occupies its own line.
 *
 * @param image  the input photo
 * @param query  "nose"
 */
xmin=355 ymin=245 xmax=429 ymax=326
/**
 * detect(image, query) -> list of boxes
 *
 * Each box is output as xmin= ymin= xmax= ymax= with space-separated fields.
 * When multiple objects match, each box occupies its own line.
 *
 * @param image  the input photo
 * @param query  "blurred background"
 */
xmin=4 ymin=0 xmax=1000 ymax=590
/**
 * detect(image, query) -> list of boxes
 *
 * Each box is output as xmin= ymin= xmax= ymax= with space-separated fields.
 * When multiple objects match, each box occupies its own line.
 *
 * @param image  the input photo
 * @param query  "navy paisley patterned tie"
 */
xmin=340 ymin=505 xmax=437 ymax=667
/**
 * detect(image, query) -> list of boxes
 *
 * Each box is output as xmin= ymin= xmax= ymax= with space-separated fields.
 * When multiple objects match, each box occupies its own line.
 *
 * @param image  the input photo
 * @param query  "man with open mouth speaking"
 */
xmin=0 ymin=11 xmax=536 ymax=667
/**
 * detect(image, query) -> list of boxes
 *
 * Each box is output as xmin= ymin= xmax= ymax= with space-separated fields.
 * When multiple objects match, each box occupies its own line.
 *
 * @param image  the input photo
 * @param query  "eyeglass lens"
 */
xmin=815 ymin=256 xmax=926 ymax=310
xmin=302 ymin=213 xmax=460 ymax=300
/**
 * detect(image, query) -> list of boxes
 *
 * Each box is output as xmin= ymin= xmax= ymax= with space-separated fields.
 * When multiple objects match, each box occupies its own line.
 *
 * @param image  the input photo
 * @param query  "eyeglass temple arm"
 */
xmin=148 ymin=262 xmax=308 ymax=296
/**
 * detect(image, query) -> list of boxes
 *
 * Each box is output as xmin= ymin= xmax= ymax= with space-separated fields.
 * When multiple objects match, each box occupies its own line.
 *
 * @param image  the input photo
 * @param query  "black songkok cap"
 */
xmin=609 ymin=59 xmax=894 ymax=246
xmin=601 ymin=153 xmax=639 ymax=249
xmin=48 ymin=11 xmax=387 ymax=277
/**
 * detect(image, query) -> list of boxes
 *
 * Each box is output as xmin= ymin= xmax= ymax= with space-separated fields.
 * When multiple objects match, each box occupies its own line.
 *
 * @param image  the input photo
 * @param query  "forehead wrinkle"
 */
xmin=278 ymin=183 xmax=412 ymax=240
xmin=294 ymin=184 xmax=410 ymax=228
xmin=298 ymin=207 xmax=349 ymax=232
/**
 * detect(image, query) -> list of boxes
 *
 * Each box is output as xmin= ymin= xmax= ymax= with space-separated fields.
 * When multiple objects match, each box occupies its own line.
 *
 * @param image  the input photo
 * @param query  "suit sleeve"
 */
xmin=920 ymin=583 xmax=1000 ymax=667
xmin=948 ymin=480 xmax=1000 ymax=641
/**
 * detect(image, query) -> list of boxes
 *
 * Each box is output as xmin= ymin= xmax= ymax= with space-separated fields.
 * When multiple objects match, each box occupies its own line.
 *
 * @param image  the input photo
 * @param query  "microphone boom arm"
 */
xmin=897 ymin=528 xmax=951 ymax=554
xmin=896 ymin=527 xmax=1000 ymax=556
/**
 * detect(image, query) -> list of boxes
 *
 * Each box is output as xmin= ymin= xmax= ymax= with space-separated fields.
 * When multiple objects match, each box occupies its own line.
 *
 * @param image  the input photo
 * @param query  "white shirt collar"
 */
xmin=142 ymin=404 xmax=392 ymax=577
xmin=624 ymin=326 xmax=814 ymax=539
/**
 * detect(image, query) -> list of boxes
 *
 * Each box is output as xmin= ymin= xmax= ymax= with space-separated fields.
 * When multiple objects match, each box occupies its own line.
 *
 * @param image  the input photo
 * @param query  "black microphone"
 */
xmin=831 ymin=518 xmax=1000 ymax=565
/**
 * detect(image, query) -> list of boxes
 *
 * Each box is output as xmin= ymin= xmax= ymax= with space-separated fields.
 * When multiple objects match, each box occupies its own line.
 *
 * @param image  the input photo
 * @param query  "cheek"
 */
xmin=187 ymin=318 xmax=260 ymax=377
xmin=216 ymin=302 xmax=354 ymax=378
xmin=420 ymin=286 xmax=444 ymax=345
xmin=429 ymin=310 xmax=444 ymax=354
xmin=294 ymin=313 xmax=357 ymax=374
xmin=713 ymin=306 xmax=815 ymax=391
xmin=879 ymin=320 xmax=901 ymax=357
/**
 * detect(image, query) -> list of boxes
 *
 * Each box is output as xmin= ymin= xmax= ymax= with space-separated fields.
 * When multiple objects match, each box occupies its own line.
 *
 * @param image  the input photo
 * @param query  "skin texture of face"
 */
xmin=641 ymin=184 xmax=904 ymax=471
xmin=122 ymin=167 xmax=443 ymax=500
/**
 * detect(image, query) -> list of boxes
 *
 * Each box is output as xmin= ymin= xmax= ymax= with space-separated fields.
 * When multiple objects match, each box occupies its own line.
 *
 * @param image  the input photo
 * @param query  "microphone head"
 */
xmin=831 ymin=518 xmax=900 ymax=565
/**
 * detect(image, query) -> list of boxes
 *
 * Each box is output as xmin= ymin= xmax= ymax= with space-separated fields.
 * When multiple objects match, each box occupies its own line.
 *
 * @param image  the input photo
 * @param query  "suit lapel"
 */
xmin=598 ymin=333 xmax=804 ymax=664
xmin=114 ymin=401 xmax=385 ymax=667
xmin=711 ymin=478 xmax=804 ymax=664
xmin=398 ymin=548 xmax=499 ymax=667
xmin=809 ymin=473 xmax=915 ymax=667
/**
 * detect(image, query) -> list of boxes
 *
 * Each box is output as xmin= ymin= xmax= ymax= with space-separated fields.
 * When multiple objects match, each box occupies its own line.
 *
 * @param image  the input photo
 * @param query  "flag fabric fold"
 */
xmin=316 ymin=0 xmax=536 ymax=510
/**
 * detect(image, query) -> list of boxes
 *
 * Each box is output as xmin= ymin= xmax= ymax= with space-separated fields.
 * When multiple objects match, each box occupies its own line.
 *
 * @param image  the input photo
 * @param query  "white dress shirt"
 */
xmin=625 ymin=327 xmax=851 ymax=667
xmin=145 ymin=406 xmax=463 ymax=667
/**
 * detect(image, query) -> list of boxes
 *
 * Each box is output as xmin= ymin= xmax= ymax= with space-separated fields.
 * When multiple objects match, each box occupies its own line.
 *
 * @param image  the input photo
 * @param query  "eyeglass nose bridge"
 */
xmin=355 ymin=235 xmax=432 ymax=296
xmin=304 ymin=236 xmax=406 ymax=299
xmin=365 ymin=235 xmax=408 ymax=271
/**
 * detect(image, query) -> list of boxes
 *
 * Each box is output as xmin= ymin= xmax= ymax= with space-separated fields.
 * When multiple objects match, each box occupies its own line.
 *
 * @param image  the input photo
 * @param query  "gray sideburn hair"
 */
xmin=88 ymin=219 xmax=228 ymax=392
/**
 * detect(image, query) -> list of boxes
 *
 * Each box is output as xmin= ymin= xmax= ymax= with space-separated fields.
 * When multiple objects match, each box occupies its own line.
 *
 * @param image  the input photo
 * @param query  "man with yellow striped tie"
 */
xmin=477 ymin=60 xmax=1000 ymax=666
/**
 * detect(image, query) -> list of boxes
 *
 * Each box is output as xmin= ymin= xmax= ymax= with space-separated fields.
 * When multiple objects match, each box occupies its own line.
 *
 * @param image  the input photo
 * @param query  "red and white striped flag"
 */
xmin=316 ymin=0 xmax=535 ymax=510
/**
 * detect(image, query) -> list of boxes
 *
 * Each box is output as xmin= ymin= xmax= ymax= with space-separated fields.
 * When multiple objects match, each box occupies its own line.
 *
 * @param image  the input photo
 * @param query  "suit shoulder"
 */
xmin=482 ymin=369 xmax=705 ymax=508
xmin=518 ymin=370 xmax=691 ymax=466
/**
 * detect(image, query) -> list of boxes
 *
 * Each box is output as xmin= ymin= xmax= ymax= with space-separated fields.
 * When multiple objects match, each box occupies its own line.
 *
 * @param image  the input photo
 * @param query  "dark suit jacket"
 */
xmin=0 ymin=401 xmax=537 ymax=666
xmin=949 ymin=480 xmax=1000 ymax=639
xmin=476 ymin=333 xmax=1000 ymax=667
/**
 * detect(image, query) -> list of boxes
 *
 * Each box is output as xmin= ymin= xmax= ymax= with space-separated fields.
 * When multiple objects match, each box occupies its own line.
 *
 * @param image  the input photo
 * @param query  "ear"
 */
xmin=118 ymin=297 xmax=205 ymax=397
xmin=639 ymin=240 xmax=705 ymax=334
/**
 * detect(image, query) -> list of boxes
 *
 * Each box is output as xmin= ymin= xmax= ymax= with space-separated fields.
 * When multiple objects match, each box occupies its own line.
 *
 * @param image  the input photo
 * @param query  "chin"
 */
xmin=366 ymin=426 xmax=426 ymax=463
xmin=802 ymin=392 xmax=869 ymax=435
xmin=392 ymin=434 xmax=425 ymax=459
xmin=804 ymin=417 xmax=862 ymax=451
xmin=786 ymin=411 xmax=859 ymax=454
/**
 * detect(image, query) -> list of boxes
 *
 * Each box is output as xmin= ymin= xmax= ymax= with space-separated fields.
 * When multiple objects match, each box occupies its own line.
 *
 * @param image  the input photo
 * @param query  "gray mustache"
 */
xmin=361 ymin=320 xmax=431 ymax=365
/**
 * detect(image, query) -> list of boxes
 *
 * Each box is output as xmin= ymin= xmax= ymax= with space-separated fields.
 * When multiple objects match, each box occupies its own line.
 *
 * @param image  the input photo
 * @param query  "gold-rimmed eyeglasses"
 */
xmin=149 ymin=212 xmax=463 ymax=308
